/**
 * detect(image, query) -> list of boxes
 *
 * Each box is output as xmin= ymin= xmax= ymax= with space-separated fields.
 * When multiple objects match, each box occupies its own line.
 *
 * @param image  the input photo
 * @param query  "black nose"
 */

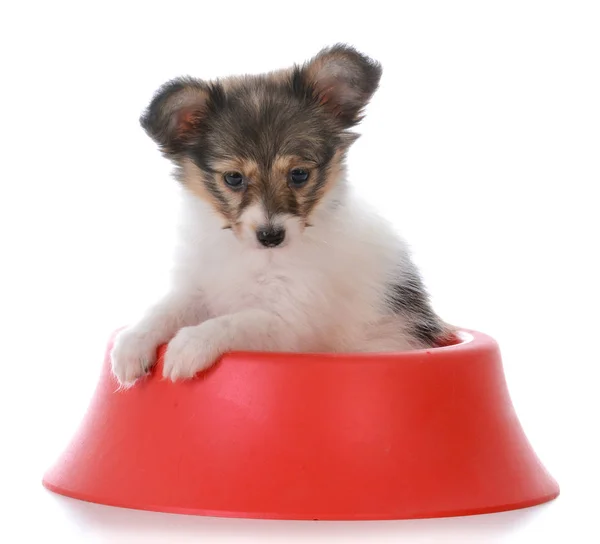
xmin=256 ymin=226 xmax=286 ymax=247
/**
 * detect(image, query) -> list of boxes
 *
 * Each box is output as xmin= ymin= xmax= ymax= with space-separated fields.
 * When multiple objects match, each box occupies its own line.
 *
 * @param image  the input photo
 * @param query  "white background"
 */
xmin=1 ymin=1 xmax=598 ymax=542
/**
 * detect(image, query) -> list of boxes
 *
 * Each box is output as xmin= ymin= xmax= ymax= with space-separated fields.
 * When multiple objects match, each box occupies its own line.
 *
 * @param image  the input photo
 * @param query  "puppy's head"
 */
xmin=141 ymin=44 xmax=381 ymax=249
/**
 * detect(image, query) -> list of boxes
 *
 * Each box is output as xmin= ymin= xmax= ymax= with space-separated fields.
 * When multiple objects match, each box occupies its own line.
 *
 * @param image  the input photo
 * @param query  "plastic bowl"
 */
xmin=43 ymin=329 xmax=559 ymax=520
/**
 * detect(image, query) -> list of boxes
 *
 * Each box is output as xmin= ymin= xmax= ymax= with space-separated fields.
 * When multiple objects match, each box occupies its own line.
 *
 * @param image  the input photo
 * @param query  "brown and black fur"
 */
xmin=140 ymin=44 xmax=381 ymax=228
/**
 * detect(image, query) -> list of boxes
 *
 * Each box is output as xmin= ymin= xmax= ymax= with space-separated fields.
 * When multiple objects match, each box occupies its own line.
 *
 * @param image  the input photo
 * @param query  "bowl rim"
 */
xmin=147 ymin=329 xmax=495 ymax=366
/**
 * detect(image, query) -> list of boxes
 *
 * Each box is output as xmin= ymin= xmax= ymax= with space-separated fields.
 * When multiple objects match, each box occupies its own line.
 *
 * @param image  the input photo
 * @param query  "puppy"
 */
xmin=111 ymin=44 xmax=451 ymax=386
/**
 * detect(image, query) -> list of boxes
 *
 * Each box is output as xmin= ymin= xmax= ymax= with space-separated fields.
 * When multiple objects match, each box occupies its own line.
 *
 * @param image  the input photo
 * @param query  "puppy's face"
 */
xmin=141 ymin=45 xmax=382 ymax=249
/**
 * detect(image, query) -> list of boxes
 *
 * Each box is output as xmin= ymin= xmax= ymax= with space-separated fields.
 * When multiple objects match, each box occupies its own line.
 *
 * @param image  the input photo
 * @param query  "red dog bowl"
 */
xmin=43 ymin=329 xmax=559 ymax=520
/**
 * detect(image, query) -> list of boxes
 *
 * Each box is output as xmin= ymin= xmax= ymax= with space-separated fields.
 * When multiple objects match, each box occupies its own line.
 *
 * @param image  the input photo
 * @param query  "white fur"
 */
xmin=111 ymin=177 xmax=423 ymax=386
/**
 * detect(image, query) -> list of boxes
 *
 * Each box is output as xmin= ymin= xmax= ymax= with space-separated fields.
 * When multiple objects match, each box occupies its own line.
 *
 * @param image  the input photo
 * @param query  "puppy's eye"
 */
xmin=289 ymin=168 xmax=309 ymax=187
xmin=224 ymin=172 xmax=245 ymax=189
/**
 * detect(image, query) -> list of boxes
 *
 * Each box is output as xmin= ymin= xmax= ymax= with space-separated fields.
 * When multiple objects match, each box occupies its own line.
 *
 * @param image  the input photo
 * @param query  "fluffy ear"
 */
xmin=300 ymin=44 xmax=382 ymax=127
xmin=140 ymin=77 xmax=213 ymax=155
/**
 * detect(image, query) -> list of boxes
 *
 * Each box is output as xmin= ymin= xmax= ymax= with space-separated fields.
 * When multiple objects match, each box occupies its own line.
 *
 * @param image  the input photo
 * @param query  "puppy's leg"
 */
xmin=111 ymin=291 xmax=209 ymax=386
xmin=163 ymin=309 xmax=294 ymax=381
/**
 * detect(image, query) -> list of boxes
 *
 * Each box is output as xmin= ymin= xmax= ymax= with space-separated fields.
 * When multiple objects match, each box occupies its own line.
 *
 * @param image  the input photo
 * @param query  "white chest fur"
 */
xmin=171 ymin=186 xmax=407 ymax=352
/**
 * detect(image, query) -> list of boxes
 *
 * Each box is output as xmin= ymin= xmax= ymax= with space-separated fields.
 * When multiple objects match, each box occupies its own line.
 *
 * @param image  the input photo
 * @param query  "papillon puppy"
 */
xmin=111 ymin=44 xmax=452 ymax=385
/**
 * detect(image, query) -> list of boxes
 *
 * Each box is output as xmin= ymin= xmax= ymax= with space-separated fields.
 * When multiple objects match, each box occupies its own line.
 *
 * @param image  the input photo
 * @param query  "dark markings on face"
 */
xmin=140 ymin=44 xmax=382 ymax=225
xmin=183 ymin=77 xmax=345 ymax=225
xmin=238 ymin=186 xmax=254 ymax=220
xmin=286 ymin=189 xmax=299 ymax=216
xmin=302 ymin=152 xmax=339 ymax=217
xmin=204 ymin=177 xmax=231 ymax=216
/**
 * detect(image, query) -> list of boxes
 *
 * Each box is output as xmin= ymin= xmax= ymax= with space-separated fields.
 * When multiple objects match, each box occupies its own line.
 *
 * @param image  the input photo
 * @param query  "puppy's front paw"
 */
xmin=163 ymin=322 xmax=223 ymax=381
xmin=111 ymin=327 xmax=160 ymax=386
